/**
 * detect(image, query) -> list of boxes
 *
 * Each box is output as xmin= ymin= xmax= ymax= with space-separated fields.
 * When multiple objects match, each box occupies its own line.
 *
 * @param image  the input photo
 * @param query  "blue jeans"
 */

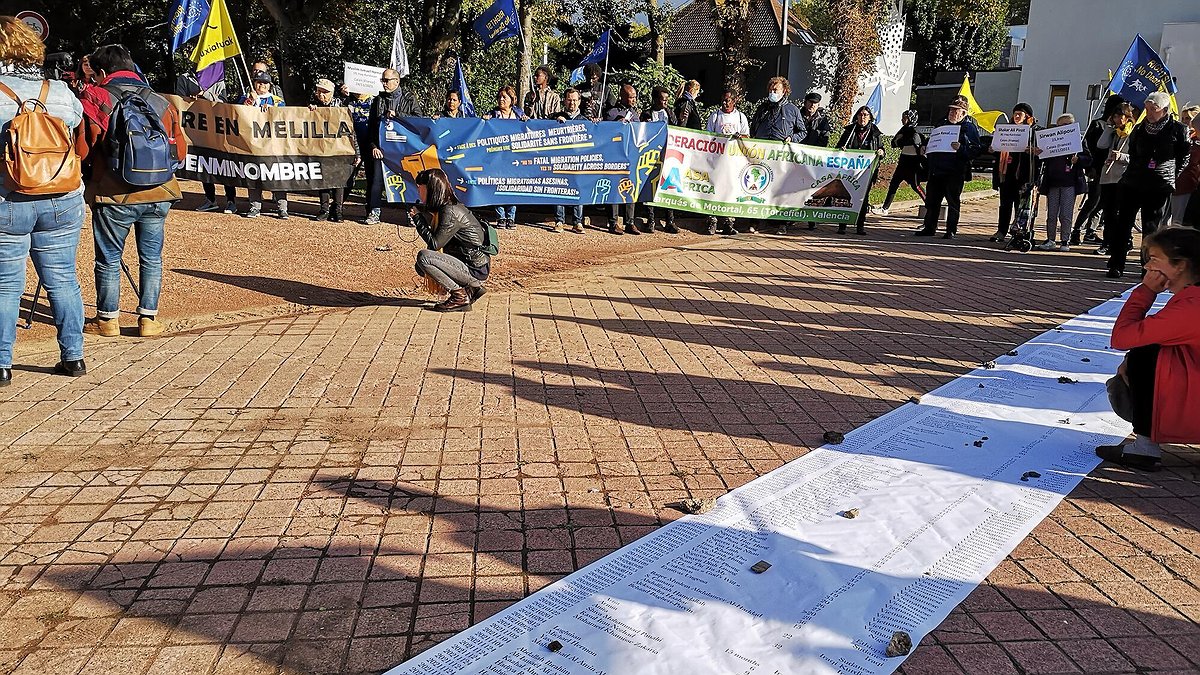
xmin=92 ymin=202 xmax=169 ymax=319
xmin=495 ymin=205 xmax=516 ymax=222
xmin=555 ymin=205 xmax=583 ymax=224
xmin=0 ymin=192 xmax=85 ymax=367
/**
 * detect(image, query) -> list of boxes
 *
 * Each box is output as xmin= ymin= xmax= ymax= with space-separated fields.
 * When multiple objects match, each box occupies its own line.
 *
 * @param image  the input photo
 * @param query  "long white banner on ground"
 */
xmin=650 ymin=127 xmax=876 ymax=224
xmin=386 ymin=293 xmax=1142 ymax=675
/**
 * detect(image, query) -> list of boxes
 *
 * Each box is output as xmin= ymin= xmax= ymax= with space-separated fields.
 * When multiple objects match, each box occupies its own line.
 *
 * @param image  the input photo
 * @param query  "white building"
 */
xmin=1018 ymin=0 xmax=1200 ymax=125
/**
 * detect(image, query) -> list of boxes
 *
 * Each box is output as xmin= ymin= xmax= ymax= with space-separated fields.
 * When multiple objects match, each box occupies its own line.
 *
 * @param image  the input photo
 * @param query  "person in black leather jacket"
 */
xmin=674 ymin=80 xmax=704 ymax=130
xmin=411 ymin=169 xmax=490 ymax=312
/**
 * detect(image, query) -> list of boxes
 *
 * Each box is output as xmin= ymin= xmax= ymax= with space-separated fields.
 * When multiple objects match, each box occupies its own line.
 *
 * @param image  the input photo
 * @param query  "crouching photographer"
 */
xmin=411 ymin=169 xmax=492 ymax=312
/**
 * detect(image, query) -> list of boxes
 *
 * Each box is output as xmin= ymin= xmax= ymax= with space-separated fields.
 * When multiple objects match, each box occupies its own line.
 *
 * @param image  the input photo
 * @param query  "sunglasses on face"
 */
xmin=381 ymin=77 xmax=397 ymax=83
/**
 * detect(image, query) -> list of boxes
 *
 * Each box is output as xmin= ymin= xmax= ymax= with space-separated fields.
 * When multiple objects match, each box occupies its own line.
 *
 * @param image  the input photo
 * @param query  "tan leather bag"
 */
xmin=0 ymin=80 xmax=81 ymax=195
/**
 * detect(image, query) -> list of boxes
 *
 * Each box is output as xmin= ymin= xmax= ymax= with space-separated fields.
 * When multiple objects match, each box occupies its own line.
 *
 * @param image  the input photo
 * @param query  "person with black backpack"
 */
xmin=78 ymin=44 xmax=186 ymax=338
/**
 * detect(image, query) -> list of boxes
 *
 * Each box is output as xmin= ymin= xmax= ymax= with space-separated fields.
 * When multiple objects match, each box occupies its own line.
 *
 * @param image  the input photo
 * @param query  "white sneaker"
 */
xmin=223 ymin=202 xmax=237 ymax=214
xmin=197 ymin=199 xmax=219 ymax=212
xmin=1058 ymin=242 xmax=1071 ymax=252
xmin=1036 ymin=241 xmax=1057 ymax=251
xmin=876 ymin=208 xmax=890 ymax=216
xmin=245 ymin=204 xmax=262 ymax=219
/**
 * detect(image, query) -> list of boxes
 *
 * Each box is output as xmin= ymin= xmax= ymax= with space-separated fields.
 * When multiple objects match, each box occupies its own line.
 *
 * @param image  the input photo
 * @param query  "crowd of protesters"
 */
xmin=4 ymin=8 xmax=1200 ymax=379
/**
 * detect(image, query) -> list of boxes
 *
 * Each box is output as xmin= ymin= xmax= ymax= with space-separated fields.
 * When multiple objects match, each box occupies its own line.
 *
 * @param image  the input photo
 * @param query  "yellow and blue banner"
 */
xmin=378 ymin=118 xmax=666 ymax=206
xmin=1109 ymin=34 xmax=1177 ymax=109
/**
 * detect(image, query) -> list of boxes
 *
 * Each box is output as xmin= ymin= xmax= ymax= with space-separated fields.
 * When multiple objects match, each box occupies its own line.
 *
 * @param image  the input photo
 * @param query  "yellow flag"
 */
xmin=190 ymin=0 xmax=242 ymax=72
xmin=958 ymin=75 xmax=1004 ymax=133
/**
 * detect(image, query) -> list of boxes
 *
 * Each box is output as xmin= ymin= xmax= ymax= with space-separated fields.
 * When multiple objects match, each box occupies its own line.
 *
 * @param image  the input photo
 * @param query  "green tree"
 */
xmin=904 ymin=0 xmax=1010 ymax=86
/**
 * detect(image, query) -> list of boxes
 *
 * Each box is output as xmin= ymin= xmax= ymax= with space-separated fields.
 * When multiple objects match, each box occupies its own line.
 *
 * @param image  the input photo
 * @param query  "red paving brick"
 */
xmin=1 ymin=200 xmax=1197 ymax=674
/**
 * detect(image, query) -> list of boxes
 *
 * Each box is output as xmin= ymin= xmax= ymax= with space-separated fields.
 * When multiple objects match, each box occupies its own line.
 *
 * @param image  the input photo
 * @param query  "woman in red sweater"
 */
xmin=1097 ymin=227 xmax=1200 ymax=470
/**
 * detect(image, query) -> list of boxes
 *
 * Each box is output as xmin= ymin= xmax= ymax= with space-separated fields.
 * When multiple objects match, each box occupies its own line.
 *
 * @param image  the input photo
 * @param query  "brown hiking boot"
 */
xmin=434 ymin=288 xmax=471 ymax=312
xmin=83 ymin=317 xmax=120 ymax=337
xmin=138 ymin=316 xmax=165 ymax=337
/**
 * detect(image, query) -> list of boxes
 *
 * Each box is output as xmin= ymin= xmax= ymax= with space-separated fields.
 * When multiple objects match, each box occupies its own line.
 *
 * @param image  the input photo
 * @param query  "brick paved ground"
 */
xmin=1 ymin=201 xmax=1198 ymax=674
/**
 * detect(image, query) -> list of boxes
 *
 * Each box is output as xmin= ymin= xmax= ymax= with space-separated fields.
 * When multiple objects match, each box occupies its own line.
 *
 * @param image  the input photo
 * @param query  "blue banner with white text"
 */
xmin=378 ymin=117 xmax=667 ymax=206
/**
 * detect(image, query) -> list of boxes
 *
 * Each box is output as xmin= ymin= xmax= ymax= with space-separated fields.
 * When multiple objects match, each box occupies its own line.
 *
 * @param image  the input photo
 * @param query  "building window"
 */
xmin=1048 ymin=84 xmax=1069 ymax=121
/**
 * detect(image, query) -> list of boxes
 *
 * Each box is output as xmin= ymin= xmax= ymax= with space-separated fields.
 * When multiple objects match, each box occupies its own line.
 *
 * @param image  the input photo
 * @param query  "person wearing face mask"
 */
xmin=1105 ymin=91 xmax=1191 ymax=278
xmin=747 ymin=77 xmax=806 ymax=236
xmin=835 ymin=105 xmax=884 ymax=236
xmin=989 ymin=102 xmax=1039 ymax=242
xmin=915 ymin=98 xmax=982 ymax=239
xmin=553 ymin=88 xmax=590 ymax=233
xmin=879 ymin=109 xmax=926 ymax=216
xmin=1096 ymin=227 xmax=1200 ymax=471
xmin=674 ymin=79 xmax=703 ymax=130
xmin=705 ymin=90 xmax=749 ymax=235
xmin=641 ymin=86 xmax=680 ymax=235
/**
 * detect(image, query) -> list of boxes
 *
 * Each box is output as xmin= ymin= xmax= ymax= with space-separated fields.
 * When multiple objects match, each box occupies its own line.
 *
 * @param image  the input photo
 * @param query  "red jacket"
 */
xmin=79 ymin=71 xmax=187 ymax=206
xmin=1111 ymin=284 xmax=1200 ymax=443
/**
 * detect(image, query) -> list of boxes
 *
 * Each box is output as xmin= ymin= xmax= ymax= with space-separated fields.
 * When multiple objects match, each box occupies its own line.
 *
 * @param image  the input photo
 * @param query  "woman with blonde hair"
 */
xmin=0 ymin=16 xmax=88 ymax=386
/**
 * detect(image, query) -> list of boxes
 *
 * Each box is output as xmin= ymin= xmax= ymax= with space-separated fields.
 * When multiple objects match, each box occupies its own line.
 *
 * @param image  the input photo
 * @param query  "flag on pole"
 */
xmin=958 ymin=75 xmax=1003 ymax=132
xmin=197 ymin=61 xmax=225 ymax=90
xmin=168 ymin=0 xmax=210 ymax=53
xmin=579 ymin=30 xmax=610 ymax=67
xmin=472 ymin=0 xmax=520 ymax=47
xmin=450 ymin=59 xmax=476 ymax=118
xmin=1108 ymin=34 xmax=1177 ymax=109
xmin=864 ymin=82 xmax=883 ymax=123
xmin=189 ymin=0 xmax=242 ymax=72
xmin=391 ymin=20 xmax=410 ymax=77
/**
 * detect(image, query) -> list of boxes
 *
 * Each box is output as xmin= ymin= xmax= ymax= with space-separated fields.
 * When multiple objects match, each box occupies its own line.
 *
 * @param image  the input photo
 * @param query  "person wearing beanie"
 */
xmin=1074 ymin=93 xmax=1127 ymax=243
xmin=309 ymin=78 xmax=356 ymax=222
xmin=878 ymin=109 xmax=926 ymax=215
xmin=990 ymin=102 xmax=1039 ymax=242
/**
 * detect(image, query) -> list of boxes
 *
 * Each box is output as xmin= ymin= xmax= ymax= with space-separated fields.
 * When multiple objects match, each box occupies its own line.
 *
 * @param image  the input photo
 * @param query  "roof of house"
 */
xmin=665 ymin=0 xmax=820 ymax=55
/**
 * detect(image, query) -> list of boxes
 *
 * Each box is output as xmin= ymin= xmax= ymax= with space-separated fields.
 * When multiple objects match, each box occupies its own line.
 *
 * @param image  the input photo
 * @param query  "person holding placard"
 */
xmin=1106 ymin=92 xmax=1191 ymax=278
xmin=990 ymin=102 xmax=1039 ymax=243
xmin=1096 ymin=227 xmax=1200 ymax=471
xmin=1093 ymin=102 xmax=1135 ymax=255
xmin=878 ymin=110 xmax=925 ymax=216
xmin=915 ymin=99 xmax=982 ymax=239
xmin=1034 ymin=114 xmax=1089 ymax=252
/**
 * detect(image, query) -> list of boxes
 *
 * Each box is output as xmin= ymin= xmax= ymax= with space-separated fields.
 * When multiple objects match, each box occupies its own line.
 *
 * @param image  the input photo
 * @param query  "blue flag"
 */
xmin=473 ymin=0 xmax=520 ymax=47
xmin=451 ymin=60 xmax=476 ymax=118
xmin=167 ymin=0 xmax=211 ymax=53
xmin=865 ymin=83 xmax=882 ymax=123
xmin=579 ymin=30 xmax=610 ymax=67
xmin=569 ymin=67 xmax=585 ymax=86
xmin=1109 ymin=34 xmax=1177 ymax=109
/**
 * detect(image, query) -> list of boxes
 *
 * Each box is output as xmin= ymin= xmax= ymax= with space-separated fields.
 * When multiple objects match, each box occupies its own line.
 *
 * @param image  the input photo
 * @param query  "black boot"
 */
xmin=0 ymin=367 xmax=10 ymax=387
xmin=331 ymin=204 xmax=343 ymax=223
xmin=663 ymin=211 xmax=679 ymax=234
xmin=706 ymin=217 xmax=718 ymax=235
xmin=837 ymin=224 xmax=847 ymax=234
xmin=54 ymin=360 xmax=87 ymax=377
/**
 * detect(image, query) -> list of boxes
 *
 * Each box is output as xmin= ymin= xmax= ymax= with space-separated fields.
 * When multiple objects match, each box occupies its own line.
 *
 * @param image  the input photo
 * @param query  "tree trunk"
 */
xmin=516 ymin=0 xmax=533 ymax=103
xmin=647 ymin=0 xmax=668 ymax=65
xmin=713 ymin=0 xmax=752 ymax=101
xmin=423 ymin=0 xmax=466 ymax=72
xmin=826 ymin=0 xmax=885 ymax=127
